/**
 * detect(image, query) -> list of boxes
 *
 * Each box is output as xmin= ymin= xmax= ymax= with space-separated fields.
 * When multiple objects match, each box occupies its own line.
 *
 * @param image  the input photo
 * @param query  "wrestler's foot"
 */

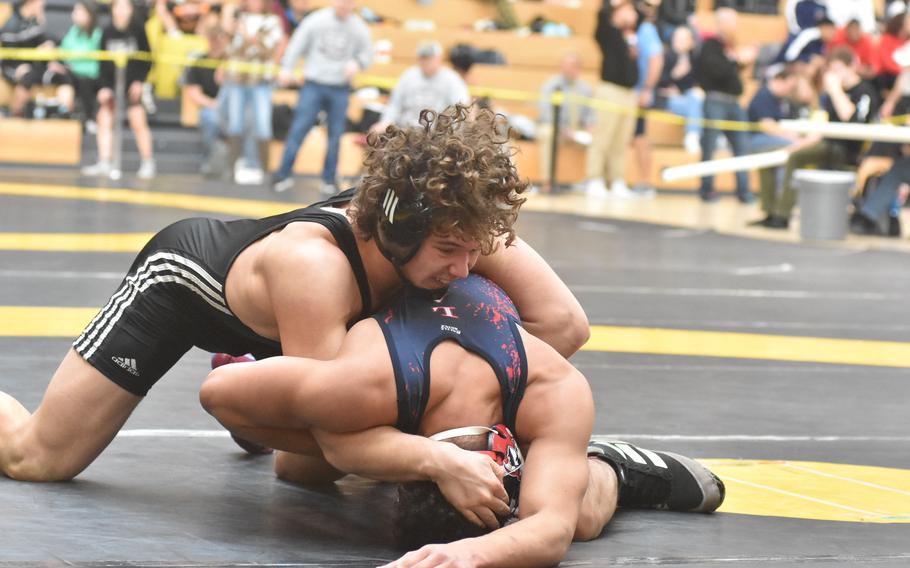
xmin=588 ymin=440 xmax=725 ymax=513
xmin=210 ymin=353 xmax=273 ymax=456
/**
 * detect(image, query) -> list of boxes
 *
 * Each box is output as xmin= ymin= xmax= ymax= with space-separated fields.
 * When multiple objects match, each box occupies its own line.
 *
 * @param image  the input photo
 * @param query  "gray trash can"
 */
xmin=794 ymin=169 xmax=856 ymax=241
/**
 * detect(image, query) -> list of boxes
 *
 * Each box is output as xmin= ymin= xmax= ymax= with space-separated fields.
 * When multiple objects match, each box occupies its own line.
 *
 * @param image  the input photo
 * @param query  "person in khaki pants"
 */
xmin=586 ymin=0 xmax=640 ymax=199
xmin=536 ymin=52 xmax=595 ymax=193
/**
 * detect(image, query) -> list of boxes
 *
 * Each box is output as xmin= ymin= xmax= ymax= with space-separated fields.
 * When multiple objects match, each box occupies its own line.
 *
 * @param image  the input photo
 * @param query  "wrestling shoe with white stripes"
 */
xmin=210 ymin=353 xmax=273 ymax=455
xmin=588 ymin=440 xmax=725 ymax=513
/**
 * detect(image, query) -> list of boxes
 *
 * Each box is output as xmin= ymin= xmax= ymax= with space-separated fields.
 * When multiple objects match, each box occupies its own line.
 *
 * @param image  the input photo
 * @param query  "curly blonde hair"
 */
xmin=349 ymin=104 xmax=527 ymax=255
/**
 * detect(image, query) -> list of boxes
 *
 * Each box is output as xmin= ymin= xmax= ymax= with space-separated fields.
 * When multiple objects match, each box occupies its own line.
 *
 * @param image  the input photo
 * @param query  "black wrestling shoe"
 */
xmin=588 ymin=441 xmax=725 ymax=513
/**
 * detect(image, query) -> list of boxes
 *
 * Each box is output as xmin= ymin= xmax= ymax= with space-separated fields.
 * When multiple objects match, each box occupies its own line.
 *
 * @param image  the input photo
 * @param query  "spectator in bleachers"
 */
xmin=81 ymin=0 xmax=156 ymax=178
xmin=695 ymin=6 xmax=756 ymax=203
xmin=586 ymin=0 xmax=639 ymax=199
xmin=746 ymin=68 xmax=809 ymax=228
xmin=630 ymin=0 xmax=664 ymax=198
xmin=761 ymin=47 xmax=880 ymax=230
xmin=784 ymin=0 xmax=828 ymax=36
xmin=221 ymin=0 xmax=285 ymax=185
xmin=272 ymin=0 xmax=372 ymax=194
xmin=850 ymin=152 xmax=909 ymax=236
xmin=536 ymin=51 xmax=595 ymax=194
xmin=0 ymin=0 xmax=69 ymax=118
xmin=777 ymin=16 xmax=835 ymax=69
xmin=278 ymin=0 xmax=313 ymax=35
xmin=370 ymin=40 xmax=469 ymax=132
xmin=877 ymin=10 xmax=909 ymax=90
xmin=826 ymin=0 xmax=876 ymax=35
xmin=184 ymin=24 xmax=227 ymax=175
xmin=655 ymin=0 xmax=691 ymax=43
xmin=657 ymin=25 xmax=702 ymax=155
xmin=828 ymin=19 xmax=878 ymax=80
xmin=58 ymin=0 xmax=102 ymax=123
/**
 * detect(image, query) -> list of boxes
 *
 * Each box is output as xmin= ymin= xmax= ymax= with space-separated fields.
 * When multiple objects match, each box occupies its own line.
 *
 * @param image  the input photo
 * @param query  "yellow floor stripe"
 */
xmin=702 ymin=459 xmax=910 ymax=523
xmin=0 ymin=181 xmax=296 ymax=217
xmin=2 ymin=307 xmax=909 ymax=368
xmin=583 ymin=325 xmax=910 ymax=368
xmin=0 ymin=307 xmax=97 ymax=337
xmin=0 ymin=232 xmax=153 ymax=252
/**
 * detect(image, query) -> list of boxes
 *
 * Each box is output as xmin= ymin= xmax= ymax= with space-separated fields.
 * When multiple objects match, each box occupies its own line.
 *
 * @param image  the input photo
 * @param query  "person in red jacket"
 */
xmin=828 ymin=19 xmax=879 ymax=80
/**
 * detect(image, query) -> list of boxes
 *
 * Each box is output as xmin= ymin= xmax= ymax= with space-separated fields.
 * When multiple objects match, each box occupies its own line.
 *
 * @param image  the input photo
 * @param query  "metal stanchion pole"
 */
xmin=548 ymin=88 xmax=562 ymax=192
xmin=110 ymin=49 xmax=127 ymax=181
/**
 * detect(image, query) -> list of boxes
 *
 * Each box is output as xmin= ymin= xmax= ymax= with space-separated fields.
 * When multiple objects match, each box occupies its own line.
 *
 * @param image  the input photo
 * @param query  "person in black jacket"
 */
xmin=585 ymin=0 xmax=640 ymax=199
xmin=81 ymin=0 xmax=156 ymax=179
xmin=696 ymin=7 xmax=756 ymax=203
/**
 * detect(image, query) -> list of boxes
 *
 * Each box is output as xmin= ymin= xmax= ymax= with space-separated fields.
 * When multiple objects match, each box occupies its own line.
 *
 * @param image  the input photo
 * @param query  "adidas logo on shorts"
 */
xmin=111 ymin=356 xmax=140 ymax=377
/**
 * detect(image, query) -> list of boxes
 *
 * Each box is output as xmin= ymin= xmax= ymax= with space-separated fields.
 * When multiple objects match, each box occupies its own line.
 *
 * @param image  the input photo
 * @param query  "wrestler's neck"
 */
xmin=353 ymin=229 xmax=405 ymax=306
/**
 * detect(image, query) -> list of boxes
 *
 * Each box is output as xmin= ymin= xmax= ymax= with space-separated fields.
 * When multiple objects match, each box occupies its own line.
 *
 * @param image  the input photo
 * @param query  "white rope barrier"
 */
xmin=661 ymin=150 xmax=790 ymax=182
xmin=779 ymin=119 xmax=910 ymax=143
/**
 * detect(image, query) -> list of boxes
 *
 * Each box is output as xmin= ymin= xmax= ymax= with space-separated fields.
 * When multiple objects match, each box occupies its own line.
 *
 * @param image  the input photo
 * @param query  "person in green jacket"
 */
xmin=58 ymin=0 xmax=102 ymax=122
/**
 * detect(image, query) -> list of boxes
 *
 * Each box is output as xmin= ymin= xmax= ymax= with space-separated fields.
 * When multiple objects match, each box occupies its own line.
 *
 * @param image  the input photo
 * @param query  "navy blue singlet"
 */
xmin=373 ymin=274 xmax=528 ymax=434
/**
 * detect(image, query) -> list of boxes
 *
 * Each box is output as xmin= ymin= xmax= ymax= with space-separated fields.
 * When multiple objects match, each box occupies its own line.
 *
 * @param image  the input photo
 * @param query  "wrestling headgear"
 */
xmin=375 ymin=186 xmax=434 ymax=266
xmin=431 ymin=424 xmax=524 ymax=514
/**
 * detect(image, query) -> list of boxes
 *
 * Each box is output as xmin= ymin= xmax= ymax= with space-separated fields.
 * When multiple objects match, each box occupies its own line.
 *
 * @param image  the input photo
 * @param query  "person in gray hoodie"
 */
xmin=272 ymin=0 xmax=372 ymax=194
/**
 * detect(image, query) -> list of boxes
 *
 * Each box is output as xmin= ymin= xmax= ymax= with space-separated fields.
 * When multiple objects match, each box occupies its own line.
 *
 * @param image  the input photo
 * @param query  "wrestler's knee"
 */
xmin=274 ymin=450 xmax=345 ymax=485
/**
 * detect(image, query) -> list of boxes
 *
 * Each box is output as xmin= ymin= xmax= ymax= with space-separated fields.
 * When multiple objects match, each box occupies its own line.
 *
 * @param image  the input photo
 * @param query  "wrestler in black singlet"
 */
xmin=74 ymin=189 xmax=371 ymax=396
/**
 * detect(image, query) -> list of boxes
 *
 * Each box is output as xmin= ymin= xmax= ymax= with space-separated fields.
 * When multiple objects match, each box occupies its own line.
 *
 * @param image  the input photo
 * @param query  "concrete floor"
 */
xmin=1 ymin=170 xmax=909 ymax=567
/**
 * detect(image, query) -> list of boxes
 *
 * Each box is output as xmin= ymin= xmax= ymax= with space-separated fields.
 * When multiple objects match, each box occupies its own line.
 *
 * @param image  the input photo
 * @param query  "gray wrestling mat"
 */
xmin=1 ymin=171 xmax=908 ymax=567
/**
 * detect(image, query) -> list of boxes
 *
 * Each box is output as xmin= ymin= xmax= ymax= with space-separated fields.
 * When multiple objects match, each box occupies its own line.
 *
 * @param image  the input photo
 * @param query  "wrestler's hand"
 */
xmin=377 ymin=541 xmax=478 ymax=568
xmin=427 ymin=442 xmax=510 ymax=530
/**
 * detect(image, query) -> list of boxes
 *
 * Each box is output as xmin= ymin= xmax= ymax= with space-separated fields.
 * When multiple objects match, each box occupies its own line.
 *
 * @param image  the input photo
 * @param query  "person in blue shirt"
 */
xmin=630 ymin=0 xmax=664 ymax=197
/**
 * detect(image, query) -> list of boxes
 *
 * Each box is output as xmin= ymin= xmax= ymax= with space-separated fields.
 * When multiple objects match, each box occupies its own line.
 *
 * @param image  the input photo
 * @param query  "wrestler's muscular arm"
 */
xmin=381 ymin=334 xmax=596 ymax=568
xmin=472 ymin=238 xmax=589 ymax=358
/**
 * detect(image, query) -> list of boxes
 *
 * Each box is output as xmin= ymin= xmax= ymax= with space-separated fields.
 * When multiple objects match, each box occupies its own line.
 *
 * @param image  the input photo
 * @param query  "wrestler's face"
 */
xmin=401 ymin=233 xmax=481 ymax=290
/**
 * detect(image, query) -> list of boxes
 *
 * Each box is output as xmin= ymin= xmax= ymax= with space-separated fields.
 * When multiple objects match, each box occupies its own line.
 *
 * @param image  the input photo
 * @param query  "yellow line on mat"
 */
xmin=2 ymin=307 xmax=909 ymax=368
xmin=0 ymin=182 xmax=296 ymax=217
xmin=0 ymin=232 xmax=153 ymax=252
xmin=582 ymin=325 xmax=910 ymax=368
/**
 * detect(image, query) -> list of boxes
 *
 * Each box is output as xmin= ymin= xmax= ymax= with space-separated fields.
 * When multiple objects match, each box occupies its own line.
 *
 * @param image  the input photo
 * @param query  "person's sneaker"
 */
xmin=272 ymin=176 xmax=294 ymax=193
xmin=588 ymin=440 xmax=725 ymax=513
xmin=748 ymin=215 xmax=773 ymax=227
xmin=737 ymin=191 xmax=756 ymax=204
xmin=765 ymin=215 xmax=789 ymax=230
xmin=849 ymin=212 xmax=880 ymax=235
xmin=137 ymin=159 xmax=157 ymax=180
xmin=610 ymin=180 xmax=633 ymax=199
xmin=887 ymin=213 xmax=901 ymax=237
xmin=632 ymin=183 xmax=657 ymax=198
xmin=586 ymin=178 xmax=609 ymax=198
xmin=210 ymin=353 xmax=273 ymax=455
xmin=683 ymin=132 xmax=701 ymax=155
xmin=81 ymin=160 xmax=112 ymax=177
xmin=320 ymin=182 xmax=339 ymax=196
xmin=700 ymin=191 xmax=720 ymax=203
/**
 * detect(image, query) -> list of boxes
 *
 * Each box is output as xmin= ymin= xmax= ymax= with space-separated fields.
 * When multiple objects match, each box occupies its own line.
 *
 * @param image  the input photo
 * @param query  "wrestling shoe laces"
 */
xmin=588 ymin=441 xmax=725 ymax=513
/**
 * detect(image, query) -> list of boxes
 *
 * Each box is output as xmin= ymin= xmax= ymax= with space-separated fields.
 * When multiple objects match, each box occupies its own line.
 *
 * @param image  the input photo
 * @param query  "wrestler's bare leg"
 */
xmin=574 ymin=458 xmax=619 ymax=541
xmin=0 ymin=349 xmax=141 ymax=481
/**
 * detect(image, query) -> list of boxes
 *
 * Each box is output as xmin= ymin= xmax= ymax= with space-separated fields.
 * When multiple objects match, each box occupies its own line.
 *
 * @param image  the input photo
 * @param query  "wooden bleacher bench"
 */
xmin=0 ymin=117 xmax=82 ymax=165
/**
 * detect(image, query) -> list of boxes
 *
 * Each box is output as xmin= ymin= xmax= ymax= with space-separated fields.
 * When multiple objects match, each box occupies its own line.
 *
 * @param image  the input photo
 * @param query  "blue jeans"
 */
xmin=665 ymin=89 xmax=703 ymax=136
xmin=223 ymin=81 xmax=273 ymax=140
xmin=277 ymin=81 xmax=350 ymax=183
xmin=861 ymin=155 xmax=910 ymax=221
xmin=700 ymin=97 xmax=751 ymax=198
xmin=198 ymin=104 xmax=222 ymax=157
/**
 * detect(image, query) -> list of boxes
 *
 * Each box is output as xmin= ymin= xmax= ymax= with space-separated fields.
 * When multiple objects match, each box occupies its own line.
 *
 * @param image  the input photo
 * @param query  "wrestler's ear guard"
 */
xmin=375 ymin=183 xmax=434 ymax=266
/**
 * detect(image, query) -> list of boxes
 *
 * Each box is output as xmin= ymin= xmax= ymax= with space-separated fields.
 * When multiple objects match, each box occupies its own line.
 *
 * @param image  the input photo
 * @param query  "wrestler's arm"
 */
xmin=381 ymin=335 xmax=596 ymax=568
xmin=472 ymin=237 xmax=589 ymax=358
xmin=313 ymin=427 xmax=511 ymax=529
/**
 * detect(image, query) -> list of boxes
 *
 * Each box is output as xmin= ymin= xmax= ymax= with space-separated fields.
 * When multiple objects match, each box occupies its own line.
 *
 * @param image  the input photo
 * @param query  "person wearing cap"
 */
xmin=369 ymin=40 xmax=470 ymax=132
